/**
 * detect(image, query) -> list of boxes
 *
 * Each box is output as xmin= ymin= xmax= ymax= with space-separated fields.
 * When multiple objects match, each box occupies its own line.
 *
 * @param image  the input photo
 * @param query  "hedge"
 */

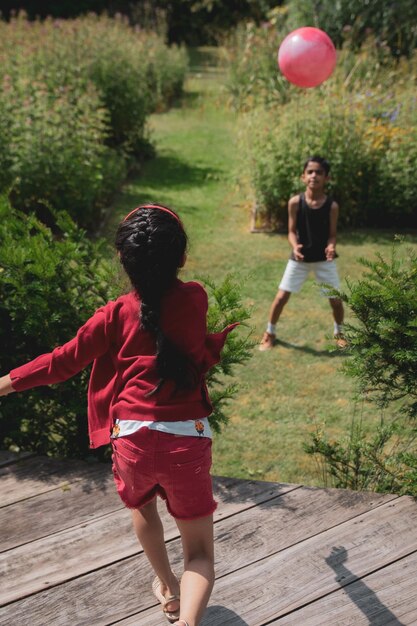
xmin=0 ymin=14 xmax=188 ymax=228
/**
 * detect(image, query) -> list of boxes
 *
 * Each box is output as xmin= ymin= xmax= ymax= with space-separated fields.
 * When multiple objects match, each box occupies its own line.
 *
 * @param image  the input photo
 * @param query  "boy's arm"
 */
xmin=0 ymin=374 xmax=14 ymax=397
xmin=288 ymin=195 xmax=304 ymax=260
xmin=325 ymin=201 xmax=339 ymax=261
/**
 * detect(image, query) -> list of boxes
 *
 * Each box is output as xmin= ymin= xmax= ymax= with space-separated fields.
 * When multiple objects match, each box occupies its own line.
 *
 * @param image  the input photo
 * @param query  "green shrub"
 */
xmin=225 ymin=11 xmax=407 ymax=112
xmin=0 ymin=198 xmax=253 ymax=457
xmin=306 ymin=417 xmax=417 ymax=496
xmin=340 ymin=247 xmax=417 ymax=418
xmin=0 ymin=77 xmax=126 ymax=229
xmin=62 ymin=17 xmax=188 ymax=155
xmin=286 ymin=0 xmax=417 ymax=58
xmin=240 ymin=86 xmax=417 ymax=228
xmin=204 ymin=275 xmax=253 ymax=432
xmin=0 ymin=197 xmax=117 ymax=458
xmin=240 ymin=95 xmax=374 ymax=228
xmin=0 ymin=14 xmax=188 ymax=226
xmin=225 ymin=18 xmax=291 ymax=110
xmin=306 ymin=245 xmax=417 ymax=495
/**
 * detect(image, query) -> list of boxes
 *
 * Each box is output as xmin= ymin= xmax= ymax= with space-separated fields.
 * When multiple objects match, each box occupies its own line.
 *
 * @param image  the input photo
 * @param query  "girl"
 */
xmin=0 ymin=204 xmax=238 ymax=626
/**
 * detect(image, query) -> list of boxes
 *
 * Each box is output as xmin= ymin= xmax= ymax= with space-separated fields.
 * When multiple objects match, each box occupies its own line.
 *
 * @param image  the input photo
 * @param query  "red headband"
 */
xmin=123 ymin=204 xmax=181 ymax=223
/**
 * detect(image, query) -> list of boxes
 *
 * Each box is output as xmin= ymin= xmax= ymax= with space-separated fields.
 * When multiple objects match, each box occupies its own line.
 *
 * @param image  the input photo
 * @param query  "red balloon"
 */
xmin=278 ymin=27 xmax=336 ymax=88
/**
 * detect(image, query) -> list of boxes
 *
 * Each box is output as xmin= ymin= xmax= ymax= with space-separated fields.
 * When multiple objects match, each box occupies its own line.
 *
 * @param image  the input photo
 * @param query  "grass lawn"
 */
xmin=103 ymin=48 xmax=417 ymax=486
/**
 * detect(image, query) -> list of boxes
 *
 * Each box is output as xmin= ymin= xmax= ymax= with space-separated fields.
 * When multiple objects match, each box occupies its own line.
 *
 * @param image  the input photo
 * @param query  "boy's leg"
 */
xmin=259 ymin=290 xmax=291 ymax=350
xmin=329 ymin=297 xmax=344 ymax=325
xmin=329 ymin=297 xmax=347 ymax=347
xmin=174 ymin=514 xmax=215 ymax=626
xmin=270 ymin=289 xmax=292 ymax=325
xmin=314 ymin=261 xmax=347 ymax=347
xmin=260 ymin=260 xmax=307 ymax=350
xmin=131 ymin=500 xmax=180 ymax=613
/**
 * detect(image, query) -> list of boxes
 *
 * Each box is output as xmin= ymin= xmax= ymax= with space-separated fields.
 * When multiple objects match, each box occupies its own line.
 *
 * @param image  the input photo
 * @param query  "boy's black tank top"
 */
xmin=290 ymin=193 xmax=333 ymax=263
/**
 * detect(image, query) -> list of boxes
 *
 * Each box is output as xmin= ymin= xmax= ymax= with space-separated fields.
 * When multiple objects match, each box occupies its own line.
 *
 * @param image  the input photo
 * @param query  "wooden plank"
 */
xmin=0 ymin=450 xmax=35 ymax=468
xmin=0 ymin=477 xmax=298 ymax=606
xmin=0 ymin=456 xmax=109 ymax=507
xmin=0 ymin=486 xmax=394 ymax=625
xmin=273 ymin=550 xmax=417 ymax=625
xmin=0 ymin=470 xmax=252 ymax=552
xmin=0 ymin=470 xmax=122 ymax=552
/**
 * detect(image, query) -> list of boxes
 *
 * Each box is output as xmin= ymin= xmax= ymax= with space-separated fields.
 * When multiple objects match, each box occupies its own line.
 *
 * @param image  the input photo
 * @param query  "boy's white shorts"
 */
xmin=279 ymin=259 xmax=340 ymax=295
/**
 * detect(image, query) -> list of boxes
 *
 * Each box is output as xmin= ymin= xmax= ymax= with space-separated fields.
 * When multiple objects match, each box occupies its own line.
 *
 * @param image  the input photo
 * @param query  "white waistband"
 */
xmin=111 ymin=417 xmax=212 ymax=439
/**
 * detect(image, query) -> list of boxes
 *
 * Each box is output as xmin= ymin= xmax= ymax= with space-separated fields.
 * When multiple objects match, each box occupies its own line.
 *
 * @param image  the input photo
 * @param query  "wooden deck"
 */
xmin=1 ymin=451 xmax=416 ymax=626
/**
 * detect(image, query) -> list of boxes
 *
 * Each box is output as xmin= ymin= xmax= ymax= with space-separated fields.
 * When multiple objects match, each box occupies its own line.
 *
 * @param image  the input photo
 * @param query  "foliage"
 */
xmin=225 ymin=9 xmax=409 ymax=112
xmin=0 ymin=76 xmax=125 ymax=230
xmin=286 ymin=0 xmax=417 ymax=58
xmin=1 ymin=0 xmax=281 ymax=46
xmin=203 ymin=275 xmax=254 ymax=432
xmin=0 ymin=197 xmax=117 ymax=458
xmin=306 ymin=417 xmax=417 ymax=496
xmin=238 ymin=85 xmax=417 ymax=229
xmin=225 ymin=18 xmax=291 ymax=109
xmin=340 ymin=247 xmax=417 ymax=419
xmin=226 ymin=13 xmax=417 ymax=229
xmin=0 ymin=13 xmax=188 ymax=228
xmin=306 ymin=245 xmax=417 ymax=495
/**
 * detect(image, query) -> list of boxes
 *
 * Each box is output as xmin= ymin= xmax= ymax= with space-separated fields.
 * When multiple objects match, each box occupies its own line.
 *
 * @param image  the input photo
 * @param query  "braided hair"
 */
xmin=115 ymin=204 xmax=198 ymax=392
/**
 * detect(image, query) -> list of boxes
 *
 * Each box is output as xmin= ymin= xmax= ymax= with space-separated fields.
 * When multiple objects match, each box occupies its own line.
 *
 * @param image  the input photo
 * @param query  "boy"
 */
xmin=259 ymin=155 xmax=347 ymax=350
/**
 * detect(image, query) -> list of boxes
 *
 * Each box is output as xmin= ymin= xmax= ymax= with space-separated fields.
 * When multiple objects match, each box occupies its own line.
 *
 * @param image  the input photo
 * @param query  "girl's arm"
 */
xmin=8 ymin=303 xmax=115 ymax=393
xmin=0 ymin=374 xmax=14 ymax=397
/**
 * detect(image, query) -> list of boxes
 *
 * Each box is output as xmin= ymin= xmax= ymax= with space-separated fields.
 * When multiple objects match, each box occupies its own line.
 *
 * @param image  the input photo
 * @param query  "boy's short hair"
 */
xmin=303 ymin=155 xmax=330 ymax=175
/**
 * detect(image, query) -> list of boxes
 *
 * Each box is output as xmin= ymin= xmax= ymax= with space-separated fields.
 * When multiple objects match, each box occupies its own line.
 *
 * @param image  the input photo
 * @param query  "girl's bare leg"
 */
xmin=175 ymin=514 xmax=215 ymax=626
xmin=131 ymin=500 xmax=180 ymax=612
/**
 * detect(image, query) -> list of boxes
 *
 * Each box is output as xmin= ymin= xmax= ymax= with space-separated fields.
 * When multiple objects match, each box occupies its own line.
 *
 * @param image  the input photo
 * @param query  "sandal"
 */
xmin=173 ymin=622 xmax=189 ymax=626
xmin=259 ymin=332 xmax=276 ymax=351
xmin=152 ymin=576 xmax=180 ymax=623
xmin=334 ymin=333 xmax=348 ymax=349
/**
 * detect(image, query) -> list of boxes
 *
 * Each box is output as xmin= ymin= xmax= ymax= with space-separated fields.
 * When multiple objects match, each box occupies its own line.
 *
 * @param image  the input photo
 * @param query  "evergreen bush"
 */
xmin=340 ymin=247 xmax=417 ymax=418
xmin=204 ymin=275 xmax=253 ymax=432
xmin=0 ymin=197 xmax=117 ymax=457
xmin=306 ymin=245 xmax=417 ymax=495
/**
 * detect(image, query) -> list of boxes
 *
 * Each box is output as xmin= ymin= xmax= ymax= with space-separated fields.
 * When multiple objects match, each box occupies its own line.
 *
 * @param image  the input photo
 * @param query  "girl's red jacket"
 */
xmin=10 ymin=280 xmax=238 ymax=448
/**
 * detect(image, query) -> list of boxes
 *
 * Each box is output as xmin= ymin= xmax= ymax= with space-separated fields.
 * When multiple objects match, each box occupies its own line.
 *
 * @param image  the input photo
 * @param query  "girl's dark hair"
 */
xmin=115 ymin=205 xmax=198 ymax=391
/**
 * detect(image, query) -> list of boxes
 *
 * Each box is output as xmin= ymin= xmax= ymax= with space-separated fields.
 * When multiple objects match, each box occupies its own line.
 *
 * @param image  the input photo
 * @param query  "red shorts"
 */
xmin=111 ymin=428 xmax=217 ymax=520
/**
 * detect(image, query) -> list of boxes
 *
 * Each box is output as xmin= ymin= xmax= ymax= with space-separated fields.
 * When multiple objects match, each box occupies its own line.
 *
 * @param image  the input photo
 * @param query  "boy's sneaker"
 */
xmin=334 ymin=334 xmax=348 ymax=349
xmin=259 ymin=332 xmax=276 ymax=351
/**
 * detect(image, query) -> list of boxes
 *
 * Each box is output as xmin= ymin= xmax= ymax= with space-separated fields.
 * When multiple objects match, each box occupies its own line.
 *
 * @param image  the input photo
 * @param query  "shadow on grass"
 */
xmin=129 ymin=154 xmax=225 ymax=192
xmin=275 ymin=338 xmax=345 ymax=358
